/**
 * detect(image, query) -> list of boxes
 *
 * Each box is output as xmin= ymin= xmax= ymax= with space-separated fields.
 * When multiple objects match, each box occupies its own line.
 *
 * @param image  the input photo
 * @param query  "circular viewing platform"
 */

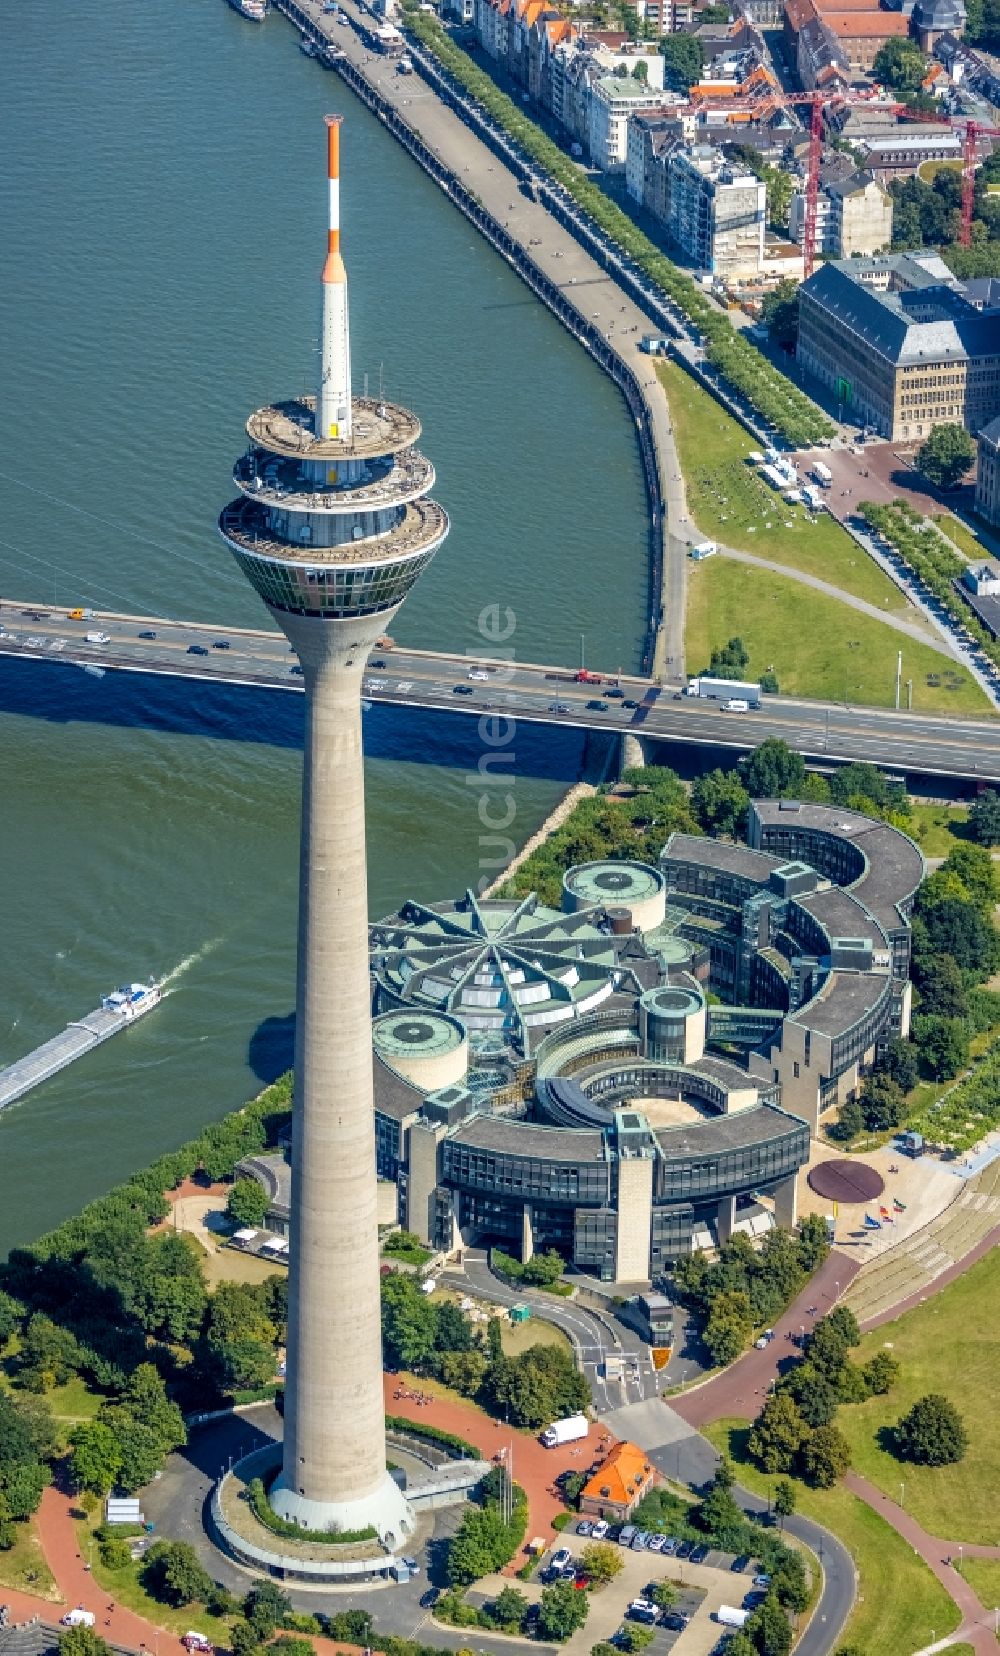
xmin=233 ymin=447 xmax=435 ymax=514
xmin=219 ymin=496 xmax=449 ymax=567
xmin=247 ymin=396 xmax=422 ymax=462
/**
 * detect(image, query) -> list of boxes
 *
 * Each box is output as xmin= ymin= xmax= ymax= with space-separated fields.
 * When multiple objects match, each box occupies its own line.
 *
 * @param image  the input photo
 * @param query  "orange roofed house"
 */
xmin=579 ymin=1442 xmax=658 ymax=1523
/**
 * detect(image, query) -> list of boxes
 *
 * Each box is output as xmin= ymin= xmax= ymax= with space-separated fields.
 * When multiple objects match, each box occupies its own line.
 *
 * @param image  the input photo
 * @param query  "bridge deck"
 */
xmin=0 ymin=599 xmax=997 ymax=782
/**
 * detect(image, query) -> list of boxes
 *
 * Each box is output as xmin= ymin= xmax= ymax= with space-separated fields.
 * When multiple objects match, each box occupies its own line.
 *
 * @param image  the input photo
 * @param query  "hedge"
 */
xmin=247 ymin=1475 xmax=378 ymax=1544
xmin=861 ymin=500 xmax=1000 ymax=672
xmin=385 ymin=1414 xmax=479 ymax=1459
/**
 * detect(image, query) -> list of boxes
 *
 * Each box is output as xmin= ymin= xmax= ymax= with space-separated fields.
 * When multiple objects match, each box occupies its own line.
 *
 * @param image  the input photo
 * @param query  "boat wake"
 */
xmin=161 ymin=938 xmax=224 ymax=989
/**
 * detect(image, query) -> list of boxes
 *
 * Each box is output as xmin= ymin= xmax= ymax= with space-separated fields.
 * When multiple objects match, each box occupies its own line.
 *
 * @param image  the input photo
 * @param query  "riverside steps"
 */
xmin=0 ymin=984 xmax=161 ymax=1112
xmin=272 ymin=0 xmax=688 ymax=679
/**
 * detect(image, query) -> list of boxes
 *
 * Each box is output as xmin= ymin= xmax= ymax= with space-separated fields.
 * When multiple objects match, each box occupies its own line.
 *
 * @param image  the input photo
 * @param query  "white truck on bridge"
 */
xmin=685 ymin=676 xmax=762 ymax=707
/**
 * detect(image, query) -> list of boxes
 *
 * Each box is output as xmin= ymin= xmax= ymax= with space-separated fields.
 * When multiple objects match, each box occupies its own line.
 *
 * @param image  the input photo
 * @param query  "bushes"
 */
xmin=384 ymin=1414 xmax=479 ymax=1459
xmin=671 ymin=1220 xmax=830 ymax=1365
xmin=447 ymin=1476 xmax=528 ymax=1584
xmin=246 ymin=1477 xmax=377 ymax=1544
xmin=861 ymin=501 xmax=1000 ymax=674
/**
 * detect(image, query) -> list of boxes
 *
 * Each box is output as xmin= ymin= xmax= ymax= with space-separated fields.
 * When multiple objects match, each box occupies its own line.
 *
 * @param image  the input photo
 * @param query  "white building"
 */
xmin=667 ymin=145 xmax=766 ymax=278
xmin=587 ymin=75 xmax=674 ymax=172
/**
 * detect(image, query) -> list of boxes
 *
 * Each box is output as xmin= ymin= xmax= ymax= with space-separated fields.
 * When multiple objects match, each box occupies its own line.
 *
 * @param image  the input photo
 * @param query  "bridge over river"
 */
xmin=1 ymin=599 xmax=996 ymax=784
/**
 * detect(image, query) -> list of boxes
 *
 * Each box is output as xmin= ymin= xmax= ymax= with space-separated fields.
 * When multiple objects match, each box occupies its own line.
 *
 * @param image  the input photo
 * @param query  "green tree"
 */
xmin=742 ymin=740 xmax=806 ymax=800
xmin=59 ymin=1630 xmax=114 ymax=1656
xmin=760 ymin=279 xmax=800 ymax=348
xmin=748 ymin=1392 xmax=809 ymax=1473
xmin=912 ymin=1014 xmax=970 ymax=1081
xmin=580 ymin=1541 xmax=624 ymax=1586
xmin=830 ymin=1098 xmax=864 ymax=1142
xmin=863 ymin=1350 xmax=900 ymax=1395
xmin=773 ymin=1478 xmax=796 ymax=1526
xmin=100 ymin=1415 xmax=162 ymax=1494
xmin=860 ymin=1074 xmax=907 ymax=1132
xmin=492 ymin=1586 xmax=529 ymax=1631
xmin=725 ymin=1636 xmax=757 ymax=1656
xmin=68 ymin=1421 xmax=123 ymax=1496
xmin=439 ymin=1349 xmax=488 ymax=1396
xmin=781 ymin=1362 xmax=839 ymax=1428
xmin=916 ymin=424 xmax=976 ymax=490
xmin=242 ymin=1580 xmax=292 ymax=1639
xmin=894 ymin=1393 xmax=968 ymax=1465
xmin=117 ymin=1363 xmax=187 ymax=1455
xmin=141 ymin=1539 xmax=214 ymax=1606
xmin=882 ymin=1037 xmax=920 ymax=1093
xmin=0 ymin=1291 xmax=22 ymax=1348
xmin=943 ymin=842 xmax=1000 ymax=908
xmin=226 ymin=1178 xmax=271 ymax=1229
xmin=703 ymin=1289 xmax=753 ymax=1366
xmin=800 ymin=1423 xmax=851 ymax=1487
xmin=691 ymin=769 xmax=750 ymax=837
xmin=873 ymin=36 xmax=928 ymax=89
xmin=649 ymin=1581 xmax=678 ymax=1610
xmin=796 ymin=1213 xmax=831 ymax=1273
xmin=537 ymin=1580 xmax=590 ymax=1641
xmin=660 ymin=32 xmax=704 ymax=89
xmin=916 ymin=953 xmax=968 ymax=1020
xmin=228 ymin=1624 xmax=261 ymax=1656
xmin=381 ymin=1270 xmax=439 ymax=1371
xmin=969 ymin=788 xmax=1000 ymax=846
xmin=99 ymin=1535 xmax=133 ymax=1570
xmin=746 ymin=1591 xmax=793 ymax=1656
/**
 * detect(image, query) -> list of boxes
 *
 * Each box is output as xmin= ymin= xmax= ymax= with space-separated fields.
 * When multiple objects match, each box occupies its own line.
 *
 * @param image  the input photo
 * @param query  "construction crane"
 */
xmin=959 ymin=119 xmax=1000 ymax=246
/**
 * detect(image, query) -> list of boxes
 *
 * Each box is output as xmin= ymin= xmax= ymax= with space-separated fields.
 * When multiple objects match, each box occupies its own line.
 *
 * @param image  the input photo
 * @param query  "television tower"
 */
xmin=219 ymin=116 xmax=448 ymax=1540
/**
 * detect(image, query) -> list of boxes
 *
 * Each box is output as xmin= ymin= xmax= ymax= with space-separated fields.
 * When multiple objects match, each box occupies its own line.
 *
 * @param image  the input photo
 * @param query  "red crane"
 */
xmin=958 ymin=119 xmax=1000 ymax=246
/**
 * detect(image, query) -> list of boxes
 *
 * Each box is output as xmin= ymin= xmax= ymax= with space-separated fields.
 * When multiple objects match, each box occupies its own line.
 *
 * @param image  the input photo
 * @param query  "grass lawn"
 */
xmin=836 ymin=1247 xmax=1000 ymax=1544
xmin=958 ymin=1557 xmax=1000 ymax=1611
xmin=200 ymin=1245 xmax=285 ymax=1289
xmin=906 ymin=801 xmax=972 ymax=858
xmin=500 ymin=1317 xmax=572 ymax=1359
xmin=0 ymin=1518 xmax=60 ymax=1601
xmin=933 ymin=514 xmax=995 ymax=563
xmin=685 ymin=558 xmax=992 ymax=715
xmin=705 ymin=1421 xmax=960 ymax=1655
xmin=657 ymin=360 xmax=911 ymax=612
xmin=77 ymin=1519 xmax=222 ymax=1639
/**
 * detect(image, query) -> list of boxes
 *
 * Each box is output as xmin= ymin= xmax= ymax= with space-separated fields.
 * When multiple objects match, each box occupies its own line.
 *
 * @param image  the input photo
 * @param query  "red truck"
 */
xmin=575 ymin=670 xmax=602 ymax=684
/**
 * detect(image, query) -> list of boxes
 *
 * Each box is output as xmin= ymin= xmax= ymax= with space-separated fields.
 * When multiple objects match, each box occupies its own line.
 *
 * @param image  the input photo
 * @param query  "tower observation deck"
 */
xmin=218 ymin=116 xmax=448 ymax=1543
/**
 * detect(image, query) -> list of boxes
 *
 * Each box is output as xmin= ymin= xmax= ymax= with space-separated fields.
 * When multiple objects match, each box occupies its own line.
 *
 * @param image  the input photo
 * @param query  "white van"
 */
xmin=716 ymin=1605 xmax=749 ymax=1628
xmin=62 ymin=1612 xmax=96 ymax=1629
xmin=85 ymin=632 xmax=110 ymax=645
xmin=723 ymin=699 xmax=749 ymax=713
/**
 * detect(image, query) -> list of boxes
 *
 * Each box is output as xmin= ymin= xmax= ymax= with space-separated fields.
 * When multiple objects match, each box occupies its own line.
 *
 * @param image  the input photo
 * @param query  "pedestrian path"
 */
xmin=843 ymin=1473 xmax=1000 ymax=1654
xmin=842 ymin=1161 xmax=1000 ymax=1329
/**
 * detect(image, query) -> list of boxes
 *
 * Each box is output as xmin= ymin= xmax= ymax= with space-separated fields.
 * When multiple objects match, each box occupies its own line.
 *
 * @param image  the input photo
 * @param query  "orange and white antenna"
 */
xmin=318 ymin=114 xmax=352 ymax=440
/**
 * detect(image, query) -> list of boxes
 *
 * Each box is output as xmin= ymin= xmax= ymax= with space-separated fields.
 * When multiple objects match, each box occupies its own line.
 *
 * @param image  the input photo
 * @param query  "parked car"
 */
xmin=647 ymin=1535 xmax=666 ymax=1553
xmin=732 ymin=1555 xmax=751 ymax=1572
xmin=675 ymin=1540 xmax=693 ymax=1559
xmin=550 ymin=1547 xmax=572 ymax=1571
xmin=420 ymin=1588 xmax=440 ymax=1609
xmin=663 ymin=1612 xmax=689 ymax=1632
xmin=690 ymin=1545 xmax=710 ymax=1564
xmin=753 ymin=1574 xmax=771 ymax=1589
xmin=577 ymin=1520 xmax=594 ymax=1536
xmin=662 ymin=1538 xmax=679 ymax=1555
xmin=591 ymin=1520 xmax=609 ymax=1540
xmin=630 ymin=1531 xmax=650 ymax=1551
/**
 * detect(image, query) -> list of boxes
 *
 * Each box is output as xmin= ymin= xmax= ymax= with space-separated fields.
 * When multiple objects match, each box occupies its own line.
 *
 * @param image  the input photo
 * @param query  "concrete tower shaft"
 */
xmin=218 ymin=116 xmax=447 ymax=1541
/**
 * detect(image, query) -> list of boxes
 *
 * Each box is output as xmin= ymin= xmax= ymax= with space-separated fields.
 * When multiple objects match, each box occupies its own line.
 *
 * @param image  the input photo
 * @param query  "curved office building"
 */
xmin=242 ymin=806 xmax=921 ymax=1284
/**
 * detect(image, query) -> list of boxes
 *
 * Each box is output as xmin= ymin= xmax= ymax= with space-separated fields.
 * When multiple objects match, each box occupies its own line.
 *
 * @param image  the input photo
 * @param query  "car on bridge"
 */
xmin=187 ymin=645 xmax=208 ymax=656
xmin=139 ymin=630 xmax=157 ymax=640
xmin=213 ymin=640 xmax=231 ymax=650
xmin=587 ymin=699 xmax=610 ymax=711
xmin=453 ymin=684 xmax=474 ymax=695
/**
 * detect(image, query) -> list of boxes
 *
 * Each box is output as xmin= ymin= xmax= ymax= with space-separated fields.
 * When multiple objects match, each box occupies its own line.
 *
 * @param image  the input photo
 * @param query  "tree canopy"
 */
xmin=916 ymin=424 xmax=976 ymax=491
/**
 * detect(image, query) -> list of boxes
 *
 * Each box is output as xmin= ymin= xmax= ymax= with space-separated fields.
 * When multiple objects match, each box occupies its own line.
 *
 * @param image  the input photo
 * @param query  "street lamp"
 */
xmin=900 ymin=1481 xmax=905 ymax=1508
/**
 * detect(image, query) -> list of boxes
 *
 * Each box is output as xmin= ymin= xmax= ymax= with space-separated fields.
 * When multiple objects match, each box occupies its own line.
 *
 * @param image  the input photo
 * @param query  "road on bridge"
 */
xmin=1 ymin=599 xmax=997 ymax=782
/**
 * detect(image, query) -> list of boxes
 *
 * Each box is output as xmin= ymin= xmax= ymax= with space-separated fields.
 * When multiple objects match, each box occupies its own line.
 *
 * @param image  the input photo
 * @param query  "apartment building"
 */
xmin=789 ymin=169 xmax=893 ymax=256
xmin=589 ymin=74 xmax=674 ymax=170
xmin=667 ymin=145 xmax=767 ymax=276
xmin=626 ymin=113 xmax=686 ymax=216
xmin=797 ymin=252 xmax=1000 ymax=440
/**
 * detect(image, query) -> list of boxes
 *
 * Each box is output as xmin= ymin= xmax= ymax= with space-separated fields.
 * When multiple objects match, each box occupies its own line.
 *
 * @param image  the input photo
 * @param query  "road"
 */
xmin=601 ymin=1399 xmax=856 ymax=1656
xmin=2 ymin=598 xmax=1000 ymax=780
xmin=441 ymin=1250 xmax=706 ymax=1412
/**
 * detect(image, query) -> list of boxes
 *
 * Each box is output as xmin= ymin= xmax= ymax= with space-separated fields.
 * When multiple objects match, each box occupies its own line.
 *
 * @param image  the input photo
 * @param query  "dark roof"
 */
xmin=796 ymin=885 xmax=889 ymax=947
xmin=750 ymin=800 xmax=924 ymax=936
xmin=979 ymin=413 xmax=1000 ymax=446
xmin=0 ymin=1628 xmax=136 ymax=1656
xmin=826 ymin=168 xmax=883 ymax=199
xmin=791 ymin=967 xmax=890 ymax=1037
xmin=373 ymin=1051 xmax=427 ymax=1122
xmin=800 ymin=259 xmax=1000 ymax=368
xmin=654 ymin=1101 xmax=805 ymax=1157
xmin=449 ymin=1114 xmax=607 ymax=1162
xmin=662 ymin=833 xmax=786 ymax=883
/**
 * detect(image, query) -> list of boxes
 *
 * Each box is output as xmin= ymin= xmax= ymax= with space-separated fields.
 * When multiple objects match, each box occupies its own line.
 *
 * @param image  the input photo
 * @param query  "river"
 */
xmin=0 ymin=0 xmax=649 ymax=1255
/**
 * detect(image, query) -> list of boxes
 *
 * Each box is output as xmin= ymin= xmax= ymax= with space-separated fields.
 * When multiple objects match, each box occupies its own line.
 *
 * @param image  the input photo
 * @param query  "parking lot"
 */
xmin=463 ymin=1528 xmax=765 ymax=1656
